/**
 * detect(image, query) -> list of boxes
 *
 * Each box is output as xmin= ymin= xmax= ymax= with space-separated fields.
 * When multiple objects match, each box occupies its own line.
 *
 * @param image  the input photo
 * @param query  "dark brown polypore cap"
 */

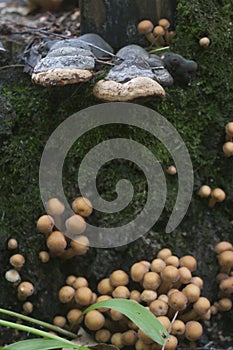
xmin=32 ymin=47 xmax=95 ymax=87
xmin=93 ymin=77 xmax=165 ymax=102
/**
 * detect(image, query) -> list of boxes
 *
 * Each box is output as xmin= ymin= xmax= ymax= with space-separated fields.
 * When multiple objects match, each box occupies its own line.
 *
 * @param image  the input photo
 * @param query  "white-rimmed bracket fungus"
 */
xmin=93 ymin=76 xmax=165 ymax=102
xmin=7 ymin=238 xmax=18 ymax=250
xmin=72 ymin=196 xmax=93 ymax=217
xmin=9 ymin=254 xmax=25 ymax=271
xmin=37 ymin=215 xmax=54 ymax=234
xmin=32 ymin=46 xmax=95 ymax=87
xmin=17 ymin=281 xmax=34 ymax=300
xmin=208 ymin=188 xmax=226 ymax=208
xmin=199 ymin=37 xmax=210 ymax=48
xmin=197 ymin=185 xmax=212 ymax=198
xmin=137 ymin=20 xmax=155 ymax=45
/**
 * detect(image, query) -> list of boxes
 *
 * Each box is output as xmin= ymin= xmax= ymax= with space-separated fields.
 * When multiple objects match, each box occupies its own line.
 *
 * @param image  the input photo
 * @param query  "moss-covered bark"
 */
xmin=0 ymin=0 xmax=233 ymax=346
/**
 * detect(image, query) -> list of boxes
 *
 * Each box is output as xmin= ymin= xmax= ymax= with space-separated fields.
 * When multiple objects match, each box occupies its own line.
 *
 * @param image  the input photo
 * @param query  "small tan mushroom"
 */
xmin=111 ymin=333 xmax=124 ymax=349
xmin=182 ymin=283 xmax=201 ymax=303
xmin=179 ymin=296 xmax=211 ymax=322
xmin=171 ymin=319 xmax=185 ymax=336
xmin=46 ymin=231 xmax=67 ymax=255
xmin=142 ymin=271 xmax=161 ymax=290
xmin=137 ymin=20 xmax=155 ymax=44
xmin=97 ymin=278 xmax=114 ymax=295
xmin=93 ymin=77 xmax=165 ymax=102
xmin=149 ymin=299 xmax=168 ymax=316
xmin=168 ymin=291 xmax=188 ymax=312
xmin=84 ymin=310 xmax=105 ymax=331
xmin=73 ymin=276 xmax=88 ymax=289
xmin=199 ymin=37 xmax=210 ymax=48
xmin=218 ymin=250 xmax=233 ymax=274
xmin=72 ymin=197 xmax=93 ymax=217
xmin=150 ymin=258 xmax=166 ymax=273
xmin=112 ymin=286 xmax=130 ymax=299
xmin=225 ymin=122 xmax=233 ymax=137
xmin=17 ymin=281 xmax=34 ymax=299
xmin=22 ymin=301 xmax=33 ymax=315
xmin=157 ymin=248 xmax=172 ymax=260
xmin=7 ymin=238 xmax=18 ymax=250
xmin=110 ymin=270 xmax=129 ymax=287
xmin=58 ymin=286 xmax=75 ymax=304
xmin=47 ymin=198 xmax=65 ymax=216
xmin=10 ymin=254 xmax=25 ymax=271
xmin=179 ymin=255 xmax=197 ymax=272
xmin=197 ymin=185 xmax=211 ymax=198
xmin=158 ymin=266 xmax=179 ymax=294
xmin=130 ymin=290 xmax=142 ymax=303
xmin=223 ymin=142 xmax=233 ymax=157
xmin=140 ymin=290 xmax=157 ymax=304
xmin=185 ymin=321 xmax=203 ymax=341
xmin=37 ymin=215 xmax=54 ymax=234
xmin=66 ymin=308 xmax=83 ymax=325
xmin=95 ymin=329 xmax=111 ymax=343
xmin=130 ymin=262 xmax=149 ymax=282
xmin=53 ymin=316 xmax=67 ymax=328
xmin=208 ymin=188 xmax=226 ymax=208
xmin=65 ymin=214 xmax=86 ymax=235
xmin=219 ymin=276 xmax=233 ymax=294
xmin=5 ymin=269 xmax=21 ymax=284
xmin=39 ymin=251 xmax=50 ymax=263
xmin=74 ymin=286 xmax=93 ymax=306
xmin=163 ymin=335 xmax=178 ymax=350
xmin=153 ymin=25 xmax=165 ymax=46
xmin=216 ymin=297 xmax=232 ymax=311
xmin=215 ymin=241 xmax=233 ymax=254
xmin=122 ymin=330 xmax=138 ymax=346
xmin=70 ymin=235 xmax=90 ymax=255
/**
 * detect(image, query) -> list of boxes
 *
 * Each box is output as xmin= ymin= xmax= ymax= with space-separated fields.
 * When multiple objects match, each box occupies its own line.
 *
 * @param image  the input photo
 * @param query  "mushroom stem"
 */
xmin=59 ymin=248 xmax=77 ymax=260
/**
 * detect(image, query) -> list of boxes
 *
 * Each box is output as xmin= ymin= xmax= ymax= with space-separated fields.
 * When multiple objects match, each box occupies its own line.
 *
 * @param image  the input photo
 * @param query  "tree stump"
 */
xmin=80 ymin=0 xmax=177 ymax=50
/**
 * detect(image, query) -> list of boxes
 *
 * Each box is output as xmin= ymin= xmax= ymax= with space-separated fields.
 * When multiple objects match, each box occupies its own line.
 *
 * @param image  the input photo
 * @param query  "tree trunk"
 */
xmin=80 ymin=0 xmax=177 ymax=50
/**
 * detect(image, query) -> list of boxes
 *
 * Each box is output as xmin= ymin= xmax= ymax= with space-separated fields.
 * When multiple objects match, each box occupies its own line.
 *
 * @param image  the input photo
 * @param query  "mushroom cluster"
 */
xmin=55 ymin=248 xmax=210 ymax=349
xmin=137 ymin=18 xmax=175 ymax=47
xmin=223 ymin=122 xmax=233 ymax=158
xmin=36 ymin=196 xmax=92 ymax=260
xmin=197 ymin=185 xmax=226 ymax=208
xmin=4 ymin=240 xmax=35 ymax=314
xmin=211 ymin=241 xmax=233 ymax=315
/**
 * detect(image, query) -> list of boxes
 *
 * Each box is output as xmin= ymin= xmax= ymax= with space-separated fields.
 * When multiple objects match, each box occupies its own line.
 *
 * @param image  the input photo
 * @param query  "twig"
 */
xmin=0 ymin=64 xmax=24 ymax=71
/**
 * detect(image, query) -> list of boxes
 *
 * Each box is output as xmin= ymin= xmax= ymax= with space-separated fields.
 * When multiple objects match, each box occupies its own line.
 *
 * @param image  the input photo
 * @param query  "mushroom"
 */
xmin=22 ymin=301 xmax=33 ymax=315
xmin=96 ymin=295 xmax=112 ymax=312
xmin=182 ymin=283 xmax=201 ymax=303
xmin=53 ymin=316 xmax=67 ymax=328
xmin=37 ymin=214 xmax=54 ymax=234
xmin=122 ymin=330 xmax=138 ymax=346
xmin=17 ymin=281 xmax=35 ymax=299
xmin=110 ymin=309 xmax=124 ymax=321
xmin=137 ymin=20 xmax=155 ymax=45
xmin=95 ymin=329 xmax=112 ymax=343
xmin=72 ymin=196 xmax=93 ymax=217
xmin=135 ymin=339 xmax=151 ymax=350
xmin=158 ymin=266 xmax=179 ymax=294
xmin=97 ymin=278 xmax=114 ymax=295
xmin=157 ymin=316 xmax=171 ymax=331
xmin=168 ymin=291 xmax=188 ymax=312
xmin=199 ymin=37 xmax=210 ymax=48
xmin=173 ymin=266 xmax=192 ymax=288
xmin=7 ymin=238 xmax=18 ymax=250
xmin=219 ymin=276 xmax=233 ymax=294
xmin=112 ymin=286 xmax=130 ymax=299
xmin=171 ymin=319 xmax=185 ymax=336
xmin=93 ymin=77 xmax=165 ymax=102
xmin=197 ymin=185 xmax=212 ymax=198
xmin=111 ymin=333 xmax=124 ymax=349
xmin=167 ymin=165 xmax=177 ymax=175
xmin=163 ymin=335 xmax=178 ymax=350
xmin=47 ymin=197 xmax=65 ymax=216
xmin=5 ymin=269 xmax=21 ymax=285
xmin=66 ymin=308 xmax=83 ymax=325
xmin=142 ymin=271 xmax=161 ymax=290
xmin=179 ymin=296 xmax=211 ymax=322
xmin=217 ymin=250 xmax=233 ymax=274
xmin=9 ymin=254 xmax=25 ymax=271
xmin=215 ymin=241 xmax=233 ymax=254
xmin=157 ymin=248 xmax=172 ymax=260
xmin=138 ymin=329 xmax=154 ymax=345
xmin=225 ymin=122 xmax=233 ymax=137
xmin=73 ymin=277 xmax=88 ymax=289
xmin=140 ymin=290 xmax=157 ymax=304
xmin=70 ymin=235 xmax=90 ymax=255
xmin=153 ymin=26 xmax=165 ymax=46
xmin=149 ymin=299 xmax=168 ymax=316
xmin=184 ymin=321 xmax=203 ymax=341
xmin=110 ymin=270 xmax=129 ymax=287
xmin=130 ymin=290 xmax=142 ymax=303
xmin=46 ymin=231 xmax=67 ymax=256
xmin=39 ymin=251 xmax=50 ymax=263
xmin=208 ymin=188 xmax=226 ymax=208
xmin=130 ymin=261 xmax=150 ymax=282
xmin=150 ymin=258 xmax=166 ymax=273
xmin=66 ymin=275 xmax=77 ymax=286
xmin=84 ymin=310 xmax=105 ymax=331
xmin=165 ymin=255 xmax=179 ymax=267
xmin=74 ymin=286 xmax=93 ymax=306
xmin=223 ymin=142 xmax=233 ymax=157
xmin=58 ymin=285 xmax=75 ymax=304
xmin=158 ymin=18 xmax=171 ymax=44
xmin=65 ymin=214 xmax=86 ymax=235
xmin=190 ymin=276 xmax=204 ymax=288
xmin=179 ymin=255 xmax=197 ymax=272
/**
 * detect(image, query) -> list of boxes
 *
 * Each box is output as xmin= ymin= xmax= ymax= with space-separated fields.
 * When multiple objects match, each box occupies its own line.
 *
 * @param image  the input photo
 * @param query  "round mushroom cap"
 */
xmin=197 ymin=185 xmax=212 ymax=198
xmin=199 ymin=37 xmax=210 ymax=48
xmin=84 ymin=310 xmax=105 ymax=331
xmin=18 ymin=281 xmax=34 ymax=297
xmin=215 ymin=241 xmax=233 ymax=254
xmin=65 ymin=214 xmax=86 ymax=235
xmin=110 ymin=270 xmax=129 ymax=287
xmin=158 ymin=18 xmax=170 ymax=29
xmin=179 ymin=255 xmax=197 ymax=272
xmin=94 ymin=77 xmax=165 ymax=102
xmin=223 ymin=142 xmax=233 ymax=157
xmin=137 ymin=20 xmax=154 ymax=34
xmin=211 ymin=188 xmax=226 ymax=202
xmin=168 ymin=291 xmax=188 ymax=311
xmin=218 ymin=250 xmax=233 ymax=269
xmin=47 ymin=198 xmax=65 ymax=216
xmin=185 ymin=321 xmax=203 ymax=341
xmin=72 ymin=197 xmax=93 ymax=217
xmin=225 ymin=122 xmax=233 ymax=136
xmin=37 ymin=215 xmax=54 ymax=234
xmin=46 ymin=231 xmax=67 ymax=253
xmin=153 ymin=26 xmax=165 ymax=36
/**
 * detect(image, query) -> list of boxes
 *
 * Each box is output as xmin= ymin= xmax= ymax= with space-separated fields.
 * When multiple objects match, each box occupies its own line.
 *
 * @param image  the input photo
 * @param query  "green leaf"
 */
xmin=83 ymin=299 xmax=169 ymax=346
xmin=3 ymin=338 xmax=82 ymax=350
